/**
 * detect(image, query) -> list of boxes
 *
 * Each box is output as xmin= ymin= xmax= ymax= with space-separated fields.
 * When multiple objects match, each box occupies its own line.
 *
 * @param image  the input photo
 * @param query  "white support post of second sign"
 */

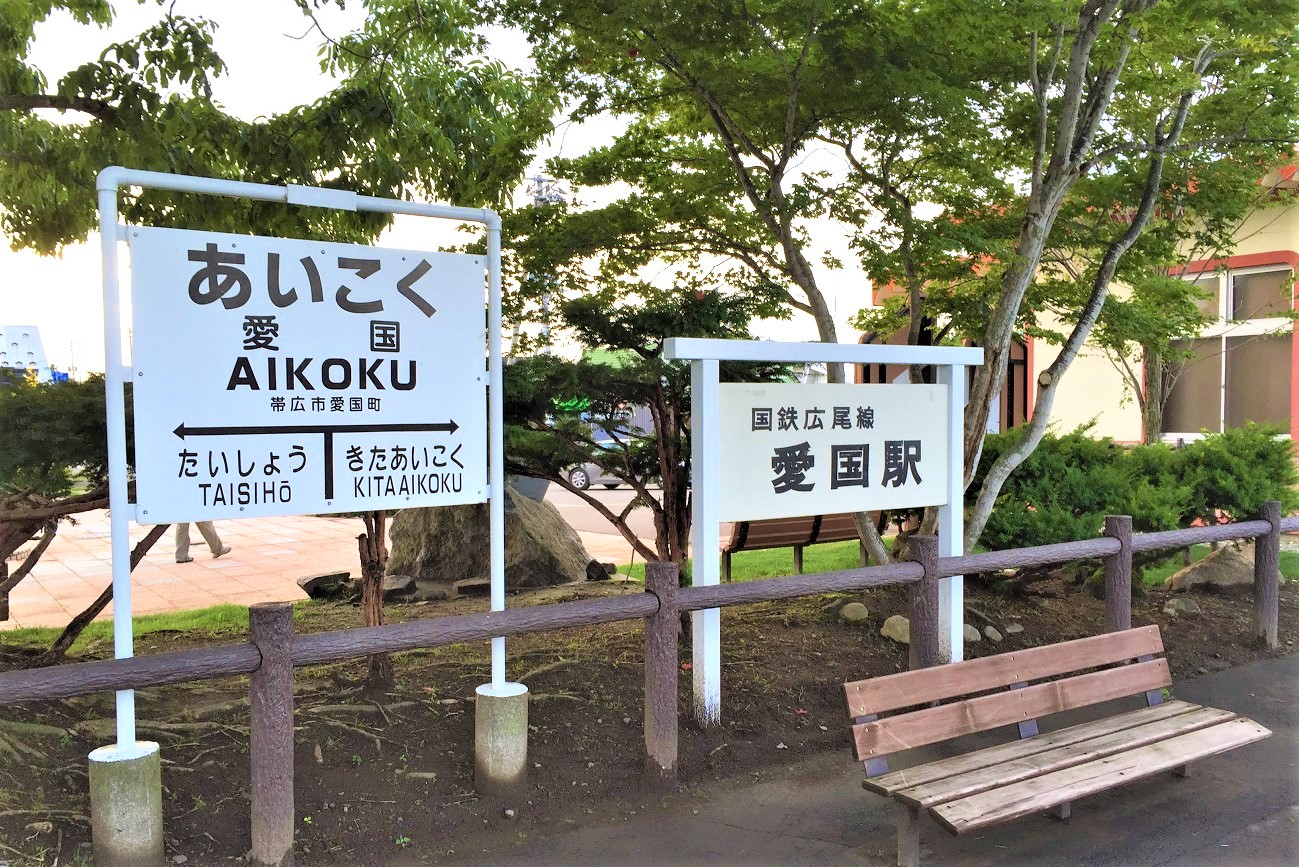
xmin=937 ymin=363 xmax=968 ymax=663
xmin=665 ymin=338 xmax=983 ymax=722
xmin=689 ymin=358 xmax=722 ymax=726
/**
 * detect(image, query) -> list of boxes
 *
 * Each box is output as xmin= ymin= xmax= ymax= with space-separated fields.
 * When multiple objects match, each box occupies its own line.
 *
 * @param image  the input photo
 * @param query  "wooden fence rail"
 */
xmin=0 ymin=505 xmax=1289 ymax=866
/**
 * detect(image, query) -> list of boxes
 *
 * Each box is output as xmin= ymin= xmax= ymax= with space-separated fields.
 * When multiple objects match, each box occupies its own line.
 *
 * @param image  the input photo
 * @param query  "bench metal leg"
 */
xmin=1174 ymin=762 xmax=1191 ymax=778
xmin=896 ymin=803 xmax=921 ymax=867
xmin=1052 ymin=801 xmax=1071 ymax=821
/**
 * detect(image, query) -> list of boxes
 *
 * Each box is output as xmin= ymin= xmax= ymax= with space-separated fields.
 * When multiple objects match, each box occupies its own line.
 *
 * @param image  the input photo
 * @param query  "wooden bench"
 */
xmin=721 ymin=513 xmax=868 ymax=581
xmin=843 ymin=625 xmax=1271 ymax=866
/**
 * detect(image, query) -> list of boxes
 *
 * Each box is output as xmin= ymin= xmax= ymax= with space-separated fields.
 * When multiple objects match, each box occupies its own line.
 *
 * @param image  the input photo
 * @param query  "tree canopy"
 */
xmin=0 ymin=0 xmax=557 ymax=251
xmin=496 ymin=0 xmax=1299 ymax=551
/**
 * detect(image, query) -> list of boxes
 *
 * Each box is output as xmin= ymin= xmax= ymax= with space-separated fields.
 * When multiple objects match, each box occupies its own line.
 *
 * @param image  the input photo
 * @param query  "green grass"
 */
xmin=1140 ymin=544 xmax=1299 ymax=587
xmin=2 ymin=604 xmax=255 ymax=653
xmin=619 ymin=538 xmax=881 ymax=583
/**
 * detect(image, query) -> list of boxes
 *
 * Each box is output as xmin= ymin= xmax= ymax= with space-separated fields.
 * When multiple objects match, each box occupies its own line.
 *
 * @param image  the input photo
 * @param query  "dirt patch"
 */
xmin=0 ymin=576 xmax=1295 ymax=864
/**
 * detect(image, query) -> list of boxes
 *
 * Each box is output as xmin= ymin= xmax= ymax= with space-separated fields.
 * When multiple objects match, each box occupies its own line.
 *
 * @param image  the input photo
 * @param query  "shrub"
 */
xmin=971 ymin=423 xmax=1295 ymax=552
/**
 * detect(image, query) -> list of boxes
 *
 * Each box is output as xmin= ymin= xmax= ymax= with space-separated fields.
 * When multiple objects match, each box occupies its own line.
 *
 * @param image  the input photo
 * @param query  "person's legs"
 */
xmin=195 ymin=521 xmax=230 ymax=558
xmin=175 ymin=523 xmax=193 ymax=563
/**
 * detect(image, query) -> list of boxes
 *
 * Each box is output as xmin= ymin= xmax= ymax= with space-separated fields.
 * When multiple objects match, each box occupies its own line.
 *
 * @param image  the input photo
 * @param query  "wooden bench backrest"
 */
xmin=844 ymin=626 xmax=1170 ymax=763
xmin=723 ymin=512 xmax=872 ymax=553
xmin=721 ymin=516 xmax=818 ymax=553
xmin=809 ymin=513 xmax=865 ymax=545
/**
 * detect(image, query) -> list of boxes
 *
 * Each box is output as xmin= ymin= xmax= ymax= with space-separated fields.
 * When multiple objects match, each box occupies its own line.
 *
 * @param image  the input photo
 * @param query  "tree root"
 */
xmin=182 ymin=697 xmax=250 ymax=721
xmin=0 ymin=732 xmax=45 ymax=762
xmin=0 ymin=808 xmax=89 ymax=824
xmin=314 ymin=718 xmax=392 ymax=752
xmin=74 ymin=719 xmax=245 ymax=742
xmin=304 ymin=701 xmax=419 ymax=718
xmin=517 ymin=659 xmax=582 ymax=683
xmin=0 ymin=719 xmax=70 ymax=739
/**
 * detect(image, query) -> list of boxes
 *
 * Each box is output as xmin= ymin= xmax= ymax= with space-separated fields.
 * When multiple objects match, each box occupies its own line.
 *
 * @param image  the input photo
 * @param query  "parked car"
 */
xmin=567 ymin=443 xmax=624 ymax=490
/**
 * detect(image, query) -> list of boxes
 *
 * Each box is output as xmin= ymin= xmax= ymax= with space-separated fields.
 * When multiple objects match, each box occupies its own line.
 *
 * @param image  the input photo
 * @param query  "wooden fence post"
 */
xmin=250 ymin=603 xmax=295 ymax=867
xmin=1103 ymin=516 xmax=1133 ymax=632
xmin=1253 ymin=500 xmax=1281 ymax=649
xmin=907 ymin=536 xmax=941 ymax=670
xmin=644 ymin=561 xmax=679 ymax=788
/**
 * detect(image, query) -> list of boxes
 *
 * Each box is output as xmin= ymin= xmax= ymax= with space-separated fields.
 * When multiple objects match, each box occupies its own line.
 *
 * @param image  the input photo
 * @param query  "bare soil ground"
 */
xmin=0 ymin=575 xmax=1295 ymax=865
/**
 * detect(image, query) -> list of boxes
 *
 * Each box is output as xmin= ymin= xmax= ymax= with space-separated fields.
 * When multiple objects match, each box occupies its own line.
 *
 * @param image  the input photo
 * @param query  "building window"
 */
xmin=1162 ymin=265 xmax=1294 ymax=436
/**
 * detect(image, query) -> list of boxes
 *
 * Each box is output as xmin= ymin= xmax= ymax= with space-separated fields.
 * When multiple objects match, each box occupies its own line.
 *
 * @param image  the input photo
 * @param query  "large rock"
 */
xmin=387 ymin=487 xmax=593 ymax=589
xmin=1165 ymin=543 xmax=1255 ymax=595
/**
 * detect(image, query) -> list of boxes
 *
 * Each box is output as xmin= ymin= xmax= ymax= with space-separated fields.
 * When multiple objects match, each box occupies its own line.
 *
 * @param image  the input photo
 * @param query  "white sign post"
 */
xmin=96 ymin=168 xmax=510 ymax=758
xmin=664 ymin=338 xmax=983 ymax=725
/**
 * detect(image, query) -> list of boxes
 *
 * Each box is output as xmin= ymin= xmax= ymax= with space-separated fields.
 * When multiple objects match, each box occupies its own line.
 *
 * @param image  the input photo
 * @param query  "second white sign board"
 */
xmin=129 ymin=226 xmax=487 ymax=522
xmin=718 ymin=383 xmax=949 ymax=521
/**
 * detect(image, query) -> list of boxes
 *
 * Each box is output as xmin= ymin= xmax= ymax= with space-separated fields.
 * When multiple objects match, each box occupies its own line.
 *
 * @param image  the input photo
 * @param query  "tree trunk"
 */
xmin=358 ymin=511 xmax=393 ymax=690
xmin=26 ymin=524 xmax=169 ymax=667
xmin=1141 ymin=348 xmax=1165 ymax=444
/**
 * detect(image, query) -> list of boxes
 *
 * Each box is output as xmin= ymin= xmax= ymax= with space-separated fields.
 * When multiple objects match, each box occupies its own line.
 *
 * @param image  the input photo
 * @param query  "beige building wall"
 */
xmin=1226 ymin=202 xmax=1299 ymax=260
xmin=1029 ymin=325 xmax=1145 ymax=444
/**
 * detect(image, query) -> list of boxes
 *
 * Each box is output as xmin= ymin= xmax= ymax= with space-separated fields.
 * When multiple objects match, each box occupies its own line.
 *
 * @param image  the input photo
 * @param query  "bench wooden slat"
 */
xmin=810 ymin=513 xmax=861 ymax=543
xmin=930 ymin=718 xmax=1272 ymax=835
xmin=894 ymin=705 xmax=1236 ymax=808
xmin=864 ymin=700 xmax=1200 ymax=794
xmin=852 ymin=658 xmax=1172 ymax=761
xmin=845 ymin=625 xmax=1163 ymax=718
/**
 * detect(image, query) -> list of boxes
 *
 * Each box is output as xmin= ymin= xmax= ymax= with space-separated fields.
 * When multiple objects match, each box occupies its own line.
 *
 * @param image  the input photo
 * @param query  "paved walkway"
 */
xmin=462 ymin=652 xmax=1299 ymax=865
xmin=1 ymin=509 xmax=641 ymax=630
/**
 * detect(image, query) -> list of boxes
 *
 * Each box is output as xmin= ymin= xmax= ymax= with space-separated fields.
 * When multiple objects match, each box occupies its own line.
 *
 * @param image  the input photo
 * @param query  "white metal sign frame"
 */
xmin=97 ymin=167 xmax=509 ymax=755
xmin=663 ymin=337 xmax=984 ymax=726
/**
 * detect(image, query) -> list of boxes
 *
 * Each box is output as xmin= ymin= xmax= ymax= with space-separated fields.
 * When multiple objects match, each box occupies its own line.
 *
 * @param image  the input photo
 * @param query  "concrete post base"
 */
xmin=474 ymin=682 xmax=529 ymax=801
xmin=88 ymin=741 xmax=164 ymax=867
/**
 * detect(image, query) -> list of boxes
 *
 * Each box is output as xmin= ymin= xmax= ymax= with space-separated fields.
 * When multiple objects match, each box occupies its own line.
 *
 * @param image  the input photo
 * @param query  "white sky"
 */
xmin=1 ymin=1 xmax=868 ymax=375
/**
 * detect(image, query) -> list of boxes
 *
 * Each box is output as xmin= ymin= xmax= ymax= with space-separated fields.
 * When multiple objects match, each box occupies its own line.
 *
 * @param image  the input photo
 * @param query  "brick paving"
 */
xmin=2 ymin=509 xmax=641 ymax=630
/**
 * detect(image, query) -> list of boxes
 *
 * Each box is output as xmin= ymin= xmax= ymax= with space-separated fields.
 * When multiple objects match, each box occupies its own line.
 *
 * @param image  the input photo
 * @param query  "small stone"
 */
xmin=839 ymin=602 xmax=870 ymax=623
xmin=313 ymin=744 xmax=324 ymax=765
xmin=534 ymin=762 xmax=542 ymax=768
xmin=404 ymin=771 xmax=438 ymax=781
xmin=296 ymin=571 xmax=349 ymax=599
xmin=587 ymin=762 xmax=595 ymax=768
xmin=1164 ymin=597 xmax=1202 ymax=616
xmin=172 ymin=857 xmax=189 ymax=865
xmin=984 ymin=626 xmax=1003 ymax=643
xmin=382 ymin=574 xmax=417 ymax=599
xmin=586 ymin=560 xmax=611 ymax=582
xmin=504 ymin=808 xmax=516 ymax=819
xmin=24 ymin=821 xmax=53 ymax=835
xmin=438 ymin=698 xmax=459 ymax=705
xmin=1005 ymin=623 xmax=1024 ymax=635
xmin=964 ymin=624 xmax=981 ymax=643
xmin=881 ymin=615 xmax=911 ymax=644
xmin=776 ymin=742 xmax=788 ymax=750
xmin=623 ymin=717 xmax=632 ymax=725
xmin=819 ymin=725 xmax=828 ymax=731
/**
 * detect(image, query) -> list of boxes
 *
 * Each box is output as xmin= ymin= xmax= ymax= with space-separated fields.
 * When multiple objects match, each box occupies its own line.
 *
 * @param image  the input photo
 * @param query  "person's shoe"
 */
xmin=176 ymin=556 xmax=194 ymax=564
xmin=214 ymin=545 xmax=232 ymax=559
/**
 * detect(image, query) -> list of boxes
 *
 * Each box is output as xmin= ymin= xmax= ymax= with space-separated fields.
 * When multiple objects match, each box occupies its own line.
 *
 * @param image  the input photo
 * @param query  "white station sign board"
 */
xmin=129 ymin=226 xmax=487 ymax=522
xmin=719 ymin=383 xmax=949 ymax=521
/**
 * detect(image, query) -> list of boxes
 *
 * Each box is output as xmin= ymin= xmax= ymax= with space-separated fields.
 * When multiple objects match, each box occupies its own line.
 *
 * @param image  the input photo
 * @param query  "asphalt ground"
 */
xmin=461 ymin=653 xmax=1299 ymax=866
